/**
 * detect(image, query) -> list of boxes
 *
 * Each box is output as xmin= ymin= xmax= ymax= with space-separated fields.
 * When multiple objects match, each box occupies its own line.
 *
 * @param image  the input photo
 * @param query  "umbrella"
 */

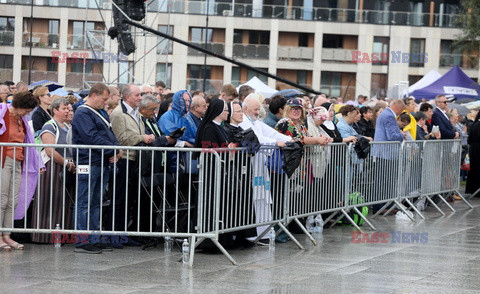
xmin=75 ymin=89 xmax=90 ymax=98
xmin=50 ymin=88 xmax=70 ymax=96
xmin=274 ymin=89 xmax=303 ymax=99
xmin=28 ymin=80 xmax=63 ymax=92
xmin=448 ymin=103 xmax=471 ymax=116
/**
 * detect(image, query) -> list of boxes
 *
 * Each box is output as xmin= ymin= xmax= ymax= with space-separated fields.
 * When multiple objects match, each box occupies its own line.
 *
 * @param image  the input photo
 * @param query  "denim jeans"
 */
xmin=74 ymin=165 xmax=109 ymax=245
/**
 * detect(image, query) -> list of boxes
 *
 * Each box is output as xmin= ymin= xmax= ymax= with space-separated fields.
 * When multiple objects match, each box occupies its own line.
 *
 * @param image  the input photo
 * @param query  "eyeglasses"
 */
xmin=290 ymin=107 xmax=302 ymax=112
xmin=439 ymin=101 xmax=448 ymax=104
xmin=147 ymin=107 xmax=158 ymax=111
xmin=43 ymin=93 xmax=51 ymax=97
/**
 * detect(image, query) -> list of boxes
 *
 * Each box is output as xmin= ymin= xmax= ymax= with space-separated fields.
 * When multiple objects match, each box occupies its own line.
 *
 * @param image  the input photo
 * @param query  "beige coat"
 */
xmin=110 ymin=101 xmax=145 ymax=161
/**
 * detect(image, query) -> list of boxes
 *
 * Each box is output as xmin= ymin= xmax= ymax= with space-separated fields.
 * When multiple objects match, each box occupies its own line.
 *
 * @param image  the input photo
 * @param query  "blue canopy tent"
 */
xmin=410 ymin=66 xmax=480 ymax=101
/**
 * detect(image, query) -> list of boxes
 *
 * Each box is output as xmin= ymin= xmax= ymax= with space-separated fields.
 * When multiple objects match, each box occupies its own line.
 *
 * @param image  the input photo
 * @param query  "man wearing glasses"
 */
xmin=432 ymin=94 xmax=459 ymax=139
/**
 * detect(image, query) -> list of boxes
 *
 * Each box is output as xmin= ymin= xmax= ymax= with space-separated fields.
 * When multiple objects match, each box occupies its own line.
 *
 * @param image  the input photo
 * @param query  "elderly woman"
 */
xmin=319 ymin=102 xmax=357 ymax=144
xmin=0 ymin=92 xmax=42 ymax=251
xmin=31 ymin=98 xmax=75 ymax=243
xmin=31 ymin=86 xmax=53 ymax=132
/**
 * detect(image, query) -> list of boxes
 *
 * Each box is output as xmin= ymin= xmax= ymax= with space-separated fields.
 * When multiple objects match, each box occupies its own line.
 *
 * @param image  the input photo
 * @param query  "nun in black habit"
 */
xmin=466 ymin=111 xmax=480 ymax=195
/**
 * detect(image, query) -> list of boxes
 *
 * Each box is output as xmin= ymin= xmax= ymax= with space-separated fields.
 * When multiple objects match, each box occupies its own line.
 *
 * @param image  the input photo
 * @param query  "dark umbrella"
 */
xmin=28 ymin=80 xmax=63 ymax=92
xmin=282 ymin=141 xmax=304 ymax=178
xmin=274 ymin=89 xmax=303 ymax=99
xmin=233 ymin=128 xmax=260 ymax=154
xmin=75 ymin=89 xmax=90 ymax=98
xmin=448 ymin=103 xmax=471 ymax=116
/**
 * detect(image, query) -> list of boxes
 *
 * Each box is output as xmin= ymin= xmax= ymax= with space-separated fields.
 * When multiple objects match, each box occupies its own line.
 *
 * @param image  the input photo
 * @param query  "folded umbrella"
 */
xmin=28 ymin=80 xmax=63 ymax=92
xmin=282 ymin=141 xmax=304 ymax=178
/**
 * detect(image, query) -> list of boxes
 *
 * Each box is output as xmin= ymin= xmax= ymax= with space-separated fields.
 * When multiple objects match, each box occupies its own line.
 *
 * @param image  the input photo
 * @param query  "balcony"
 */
xmin=67 ymin=32 xmax=104 ymax=50
xmin=0 ymin=32 xmax=14 ymax=46
xmin=322 ymin=49 xmax=355 ymax=63
xmin=0 ymin=69 xmax=13 ymax=81
xmin=277 ymin=47 xmax=313 ymax=61
xmin=440 ymin=53 xmax=478 ymax=69
xmin=22 ymin=32 xmax=59 ymax=49
xmin=188 ymin=42 xmax=225 ymax=56
xmin=232 ymin=44 xmax=269 ymax=59
xmin=66 ymin=72 xmax=103 ymax=89
xmin=21 ymin=70 xmax=58 ymax=83
xmin=186 ymin=78 xmax=223 ymax=94
xmin=4 ymin=0 xmax=111 ymax=9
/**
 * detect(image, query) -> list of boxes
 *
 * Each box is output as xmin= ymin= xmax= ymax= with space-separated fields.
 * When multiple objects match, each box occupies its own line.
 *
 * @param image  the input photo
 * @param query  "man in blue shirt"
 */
xmin=71 ymin=83 xmax=123 ymax=254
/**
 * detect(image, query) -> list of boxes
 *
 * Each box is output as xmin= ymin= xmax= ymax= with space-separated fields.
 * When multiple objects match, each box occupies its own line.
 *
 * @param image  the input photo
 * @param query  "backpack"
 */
xmin=339 ymin=192 xmax=369 ymax=226
xmin=35 ymin=120 xmax=60 ymax=164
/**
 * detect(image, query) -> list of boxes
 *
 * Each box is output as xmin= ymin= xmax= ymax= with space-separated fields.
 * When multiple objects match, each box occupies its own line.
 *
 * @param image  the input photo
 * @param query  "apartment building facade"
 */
xmin=0 ymin=0 xmax=478 ymax=99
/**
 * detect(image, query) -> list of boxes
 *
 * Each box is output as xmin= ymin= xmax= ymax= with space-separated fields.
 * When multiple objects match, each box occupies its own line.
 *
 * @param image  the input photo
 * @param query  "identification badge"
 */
xmin=77 ymin=165 xmax=90 ymax=174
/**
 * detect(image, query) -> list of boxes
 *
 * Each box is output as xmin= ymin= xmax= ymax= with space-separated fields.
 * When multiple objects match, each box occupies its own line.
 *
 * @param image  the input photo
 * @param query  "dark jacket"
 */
xmin=355 ymin=118 xmax=375 ymax=138
xmin=432 ymin=108 xmax=456 ymax=139
xmin=31 ymin=107 xmax=52 ymax=132
xmin=142 ymin=116 xmax=172 ymax=147
xmin=72 ymin=105 xmax=119 ymax=165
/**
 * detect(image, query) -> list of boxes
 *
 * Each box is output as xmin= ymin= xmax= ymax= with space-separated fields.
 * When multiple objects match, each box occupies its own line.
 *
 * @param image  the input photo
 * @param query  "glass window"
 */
xmin=373 ymin=37 xmax=389 ymax=65
xmin=0 ymin=55 xmax=13 ymax=69
xmin=118 ymin=61 xmax=134 ymax=84
xmin=190 ymin=27 xmax=212 ymax=43
xmin=409 ymin=38 xmax=426 ymax=67
xmin=49 ymin=20 xmax=59 ymax=35
xmin=47 ymin=57 xmax=58 ymax=72
xmin=233 ymin=30 xmax=243 ymax=43
xmin=320 ymin=71 xmax=341 ymax=97
xmin=231 ymin=67 xmax=241 ymax=86
xmin=156 ymin=63 xmax=172 ymax=86
xmin=157 ymin=25 xmax=173 ymax=55
xmin=247 ymin=68 xmax=267 ymax=83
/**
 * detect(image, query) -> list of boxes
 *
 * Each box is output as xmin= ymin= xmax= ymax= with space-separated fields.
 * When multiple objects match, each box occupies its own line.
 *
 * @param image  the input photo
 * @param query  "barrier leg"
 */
xmin=329 ymin=212 xmax=345 ymax=229
xmin=394 ymin=200 xmax=415 ymax=221
xmin=278 ymin=222 xmax=304 ymax=250
xmin=252 ymin=224 xmax=274 ymax=243
xmin=454 ymin=190 xmax=474 ymax=209
xmin=188 ymin=235 xmax=196 ymax=268
xmin=425 ymin=196 xmax=446 ymax=216
xmin=339 ymin=209 xmax=363 ymax=232
xmin=436 ymin=194 xmax=456 ymax=213
xmin=323 ymin=211 xmax=339 ymax=224
xmin=211 ymin=238 xmax=237 ymax=265
xmin=404 ymin=198 xmax=425 ymax=219
xmin=352 ymin=206 xmax=376 ymax=231
xmin=372 ymin=202 xmax=391 ymax=218
xmin=466 ymin=187 xmax=480 ymax=199
xmin=292 ymin=217 xmax=318 ymax=246
xmin=383 ymin=202 xmax=398 ymax=217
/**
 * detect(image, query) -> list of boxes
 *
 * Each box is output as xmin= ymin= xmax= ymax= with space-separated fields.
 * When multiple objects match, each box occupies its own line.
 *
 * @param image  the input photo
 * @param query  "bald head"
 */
xmin=242 ymin=95 xmax=261 ymax=120
xmin=314 ymin=95 xmax=329 ymax=107
xmin=390 ymin=99 xmax=406 ymax=116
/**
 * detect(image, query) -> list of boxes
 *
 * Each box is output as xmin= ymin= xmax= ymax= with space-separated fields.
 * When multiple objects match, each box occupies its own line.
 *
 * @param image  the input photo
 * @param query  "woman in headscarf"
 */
xmin=319 ymin=102 xmax=356 ymax=144
xmin=194 ymin=98 xmax=241 ymax=251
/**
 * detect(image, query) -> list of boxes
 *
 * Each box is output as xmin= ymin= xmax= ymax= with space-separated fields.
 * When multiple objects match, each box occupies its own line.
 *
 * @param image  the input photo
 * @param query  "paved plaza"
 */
xmin=1 ymin=194 xmax=480 ymax=294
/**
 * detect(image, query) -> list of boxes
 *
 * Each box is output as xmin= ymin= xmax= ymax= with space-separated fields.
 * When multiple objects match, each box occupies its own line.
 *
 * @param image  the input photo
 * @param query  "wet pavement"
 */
xmin=1 ymin=195 xmax=479 ymax=294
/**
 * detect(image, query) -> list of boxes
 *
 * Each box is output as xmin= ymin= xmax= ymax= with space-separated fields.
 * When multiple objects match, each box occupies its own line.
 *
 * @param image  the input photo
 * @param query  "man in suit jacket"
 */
xmin=431 ymin=94 xmax=459 ymax=140
xmin=109 ymin=84 xmax=155 ymax=234
xmin=371 ymin=99 xmax=406 ymax=213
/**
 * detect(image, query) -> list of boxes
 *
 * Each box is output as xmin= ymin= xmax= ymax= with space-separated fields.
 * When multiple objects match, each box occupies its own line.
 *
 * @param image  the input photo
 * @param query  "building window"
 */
xmin=118 ymin=61 xmax=134 ymax=84
xmin=371 ymin=73 xmax=387 ymax=98
xmin=0 ymin=17 xmax=15 ymax=46
xmin=409 ymin=38 xmax=425 ymax=67
xmin=0 ymin=55 xmax=13 ymax=69
xmin=156 ymin=63 xmax=172 ymax=86
xmin=373 ymin=37 xmax=389 ymax=65
xmin=47 ymin=58 xmax=58 ymax=72
xmin=247 ymin=68 xmax=268 ymax=84
xmin=70 ymin=59 xmax=94 ymax=73
xmin=321 ymin=72 xmax=341 ymax=97
xmin=190 ymin=28 xmax=212 ymax=43
xmin=157 ymin=25 xmax=173 ymax=55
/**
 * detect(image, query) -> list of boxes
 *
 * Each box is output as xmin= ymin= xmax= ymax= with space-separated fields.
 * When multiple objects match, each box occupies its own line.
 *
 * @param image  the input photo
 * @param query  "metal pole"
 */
xmin=27 ymin=0 xmax=34 ymax=84
xmin=123 ymin=19 xmax=322 ymax=95
xmin=202 ymin=0 xmax=210 ymax=93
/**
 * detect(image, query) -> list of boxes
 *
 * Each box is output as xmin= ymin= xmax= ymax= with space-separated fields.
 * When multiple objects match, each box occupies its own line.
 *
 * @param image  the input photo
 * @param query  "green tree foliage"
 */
xmin=455 ymin=0 xmax=480 ymax=54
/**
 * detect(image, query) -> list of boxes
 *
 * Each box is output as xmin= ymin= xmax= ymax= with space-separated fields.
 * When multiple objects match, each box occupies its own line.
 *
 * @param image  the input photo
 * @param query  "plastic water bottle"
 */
xmin=182 ymin=239 xmax=189 ymax=264
xmin=269 ymin=227 xmax=275 ymax=250
xmin=53 ymin=224 xmax=61 ymax=248
xmin=306 ymin=215 xmax=315 ymax=233
xmin=314 ymin=215 xmax=324 ymax=233
xmin=164 ymin=229 xmax=173 ymax=253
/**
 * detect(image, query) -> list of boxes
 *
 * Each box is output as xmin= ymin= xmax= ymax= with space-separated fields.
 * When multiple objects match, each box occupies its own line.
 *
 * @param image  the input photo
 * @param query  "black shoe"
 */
xmin=74 ymin=244 xmax=102 ymax=254
xmin=94 ymin=243 xmax=113 ymax=251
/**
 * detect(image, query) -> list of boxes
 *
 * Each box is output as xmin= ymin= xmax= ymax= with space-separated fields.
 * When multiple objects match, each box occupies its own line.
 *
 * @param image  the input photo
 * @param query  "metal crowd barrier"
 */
xmin=0 ymin=139 xmax=473 ymax=266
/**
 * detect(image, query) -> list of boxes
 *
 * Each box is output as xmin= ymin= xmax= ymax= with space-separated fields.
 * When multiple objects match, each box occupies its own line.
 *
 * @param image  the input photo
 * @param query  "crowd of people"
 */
xmin=0 ymin=78 xmax=477 ymax=254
